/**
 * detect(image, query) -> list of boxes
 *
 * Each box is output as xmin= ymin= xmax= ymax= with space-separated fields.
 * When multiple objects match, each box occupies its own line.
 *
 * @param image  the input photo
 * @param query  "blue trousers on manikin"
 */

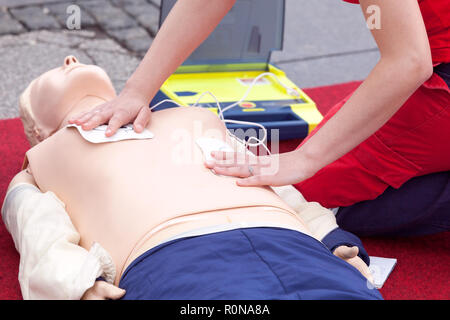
xmin=119 ymin=227 xmax=382 ymax=300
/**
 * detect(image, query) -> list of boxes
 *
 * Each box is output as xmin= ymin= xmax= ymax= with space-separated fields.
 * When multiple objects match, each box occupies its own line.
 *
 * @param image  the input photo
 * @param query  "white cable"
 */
xmin=149 ymin=72 xmax=298 ymax=155
xmin=192 ymin=91 xmax=225 ymax=119
xmin=219 ymin=72 xmax=299 ymax=116
xmin=223 ymin=119 xmax=270 ymax=154
xmin=188 ymin=89 xmax=271 ymax=153
xmin=149 ymin=99 xmax=185 ymax=111
xmin=246 ymin=136 xmax=272 ymax=155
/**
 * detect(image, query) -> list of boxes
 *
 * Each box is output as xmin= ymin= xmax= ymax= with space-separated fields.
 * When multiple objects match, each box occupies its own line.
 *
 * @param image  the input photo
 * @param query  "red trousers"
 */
xmin=294 ymin=73 xmax=450 ymax=208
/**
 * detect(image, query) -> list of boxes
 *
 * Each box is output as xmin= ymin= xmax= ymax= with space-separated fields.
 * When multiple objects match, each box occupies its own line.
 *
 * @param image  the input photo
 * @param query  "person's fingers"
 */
xmin=211 ymin=151 xmax=251 ymax=167
xmin=211 ymin=165 xmax=252 ymax=178
xmin=106 ymin=111 xmax=129 ymax=137
xmin=69 ymin=110 xmax=90 ymax=124
xmin=133 ymin=106 xmax=151 ymax=133
xmin=204 ymin=160 xmax=215 ymax=169
xmin=82 ymin=110 xmax=113 ymax=131
xmin=334 ymin=246 xmax=359 ymax=260
xmin=210 ymin=159 xmax=242 ymax=168
xmin=236 ymin=174 xmax=270 ymax=187
xmin=72 ymin=101 xmax=109 ymax=125
xmin=211 ymin=151 xmax=236 ymax=161
xmin=72 ymin=110 xmax=97 ymax=125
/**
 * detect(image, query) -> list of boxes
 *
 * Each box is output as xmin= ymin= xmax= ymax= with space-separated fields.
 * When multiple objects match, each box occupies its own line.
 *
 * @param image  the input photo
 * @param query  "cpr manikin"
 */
xmin=2 ymin=56 xmax=376 ymax=300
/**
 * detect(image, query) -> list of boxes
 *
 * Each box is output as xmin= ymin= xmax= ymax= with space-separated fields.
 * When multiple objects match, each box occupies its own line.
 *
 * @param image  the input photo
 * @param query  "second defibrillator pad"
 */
xmin=67 ymin=124 xmax=154 ymax=144
xmin=196 ymin=138 xmax=235 ymax=162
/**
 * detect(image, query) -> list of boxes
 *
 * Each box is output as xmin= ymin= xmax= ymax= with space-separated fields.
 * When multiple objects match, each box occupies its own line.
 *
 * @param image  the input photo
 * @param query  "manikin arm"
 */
xmin=271 ymin=185 xmax=338 ymax=240
xmin=1 ymin=170 xmax=117 ymax=300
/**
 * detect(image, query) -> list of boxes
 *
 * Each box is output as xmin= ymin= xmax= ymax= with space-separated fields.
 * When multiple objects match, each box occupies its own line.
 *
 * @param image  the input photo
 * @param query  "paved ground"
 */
xmin=0 ymin=0 xmax=379 ymax=119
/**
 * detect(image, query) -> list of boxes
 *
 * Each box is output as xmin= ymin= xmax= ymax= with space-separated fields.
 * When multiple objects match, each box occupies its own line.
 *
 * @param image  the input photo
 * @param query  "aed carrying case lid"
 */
xmin=153 ymin=0 xmax=322 ymax=141
xmin=160 ymin=0 xmax=285 ymax=70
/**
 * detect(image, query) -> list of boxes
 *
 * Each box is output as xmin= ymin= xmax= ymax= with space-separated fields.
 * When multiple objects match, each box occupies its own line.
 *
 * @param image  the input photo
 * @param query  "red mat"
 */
xmin=1 ymin=81 xmax=449 ymax=300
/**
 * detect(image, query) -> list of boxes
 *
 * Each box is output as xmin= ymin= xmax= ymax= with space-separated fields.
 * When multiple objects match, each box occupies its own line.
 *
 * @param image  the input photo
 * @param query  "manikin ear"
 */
xmin=33 ymin=127 xmax=44 ymax=144
xmin=21 ymin=116 xmax=44 ymax=147
xmin=19 ymin=104 xmax=47 ymax=147
xmin=23 ymin=126 xmax=42 ymax=147
xmin=19 ymin=115 xmax=39 ymax=147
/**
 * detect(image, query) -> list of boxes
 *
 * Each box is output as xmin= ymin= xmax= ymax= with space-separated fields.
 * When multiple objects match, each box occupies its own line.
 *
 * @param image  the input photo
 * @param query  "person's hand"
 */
xmin=204 ymin=149 xmax=316 ymax=187
xmin=81 ymin=281 xmax=126 ymax=300
xmin=69 ymin=89 xmax=151 ymax=137
xmin=333 ymin=246 xmax=374 ymax=285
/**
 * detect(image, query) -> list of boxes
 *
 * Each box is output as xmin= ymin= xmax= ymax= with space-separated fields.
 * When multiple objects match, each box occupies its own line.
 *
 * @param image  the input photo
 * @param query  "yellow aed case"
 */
xmin=151 ymin=0 xmax=323 ymax=141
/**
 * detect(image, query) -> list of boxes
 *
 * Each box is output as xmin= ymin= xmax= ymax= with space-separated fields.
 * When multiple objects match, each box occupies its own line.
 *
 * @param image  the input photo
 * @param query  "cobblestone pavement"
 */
xmin=0 ymin=0 xmax=160 ymax=119
xmin=2 ymin=0 xmax=160 ymax=53
xmin=0 ymin=0 xmax=378 ymax=119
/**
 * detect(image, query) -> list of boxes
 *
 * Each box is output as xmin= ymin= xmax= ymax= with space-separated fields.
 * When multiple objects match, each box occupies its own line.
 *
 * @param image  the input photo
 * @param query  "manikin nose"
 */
xmin=63 ymin=55 xmax=79 ymax=67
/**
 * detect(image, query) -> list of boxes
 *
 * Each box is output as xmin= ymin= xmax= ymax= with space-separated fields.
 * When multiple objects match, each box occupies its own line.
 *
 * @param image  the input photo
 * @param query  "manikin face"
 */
xmin=21 ymin=56 xmax=116 ymax=144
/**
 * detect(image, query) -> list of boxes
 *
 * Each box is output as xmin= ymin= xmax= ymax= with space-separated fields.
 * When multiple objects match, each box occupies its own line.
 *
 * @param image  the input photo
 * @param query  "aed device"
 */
xmin=150 ymin=0 xmax=323 ymax=141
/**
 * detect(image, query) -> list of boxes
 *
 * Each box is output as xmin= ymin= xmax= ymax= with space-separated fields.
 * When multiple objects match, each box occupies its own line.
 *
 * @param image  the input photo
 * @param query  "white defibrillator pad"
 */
xmin=67 ymin=124 xmax=154 ymax=144
xmin=196 ymin=137 xmax=235 ymax=162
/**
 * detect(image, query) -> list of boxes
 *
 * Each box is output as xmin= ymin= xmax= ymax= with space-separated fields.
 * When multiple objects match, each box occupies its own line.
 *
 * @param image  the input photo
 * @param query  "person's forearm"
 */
xmin=297 ymin=55 xmax=432 ymax=176
xmin=294 ymin=0 xmax=433 ymax=178
xmin=124 ymin=0 xmax=236 ymax=101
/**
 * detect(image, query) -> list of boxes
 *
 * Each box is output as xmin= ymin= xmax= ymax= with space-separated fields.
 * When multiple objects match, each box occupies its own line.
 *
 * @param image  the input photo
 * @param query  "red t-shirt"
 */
xmin=344 ymin=0 xmax=450 ymax=64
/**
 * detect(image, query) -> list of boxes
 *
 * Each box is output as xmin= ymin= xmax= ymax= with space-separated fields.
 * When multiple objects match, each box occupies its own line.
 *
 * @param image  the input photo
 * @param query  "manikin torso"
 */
xmin=26 ymin=107 xmax=308 ymax=284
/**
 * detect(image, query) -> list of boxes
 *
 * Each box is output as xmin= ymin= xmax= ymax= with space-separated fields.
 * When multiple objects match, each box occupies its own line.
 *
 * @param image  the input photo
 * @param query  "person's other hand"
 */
xmin=81 ymin=281 xmax=126 ymax=300
xmin=204 ymin=150 xmax=316 ymax=187
xmin=333 ymin=246 xmax=374 ymax=285
xmin=69 ymin=89 xmax=151 ymax=137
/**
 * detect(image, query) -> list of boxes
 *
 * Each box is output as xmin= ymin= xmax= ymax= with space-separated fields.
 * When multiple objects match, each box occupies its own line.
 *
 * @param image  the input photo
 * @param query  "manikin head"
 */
xmin=19 ymin=56 xmax=116 ymax=146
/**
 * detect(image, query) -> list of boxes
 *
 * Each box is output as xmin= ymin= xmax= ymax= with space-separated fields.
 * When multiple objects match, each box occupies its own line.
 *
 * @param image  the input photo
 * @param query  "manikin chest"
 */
xmin=25 ymin=108 xmax=294 ymax=231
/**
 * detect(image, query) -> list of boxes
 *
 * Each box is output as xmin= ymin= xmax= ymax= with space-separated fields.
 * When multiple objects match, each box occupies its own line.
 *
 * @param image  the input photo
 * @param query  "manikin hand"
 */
xmin=81 ymin=281 xmax=126 ymax=300
xmin=205 ymin=149 xmax=316 ymax=187
xmin=69 ymin=88 xmax=151 ymax=137
xmin=333 ymin=246 xmax=374 ymax=285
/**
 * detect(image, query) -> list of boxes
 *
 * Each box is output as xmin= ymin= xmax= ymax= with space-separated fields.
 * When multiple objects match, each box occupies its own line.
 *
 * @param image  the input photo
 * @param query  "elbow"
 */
xmin=406 ymin=52 xmax=434 ymax=84
xmin=383 ymin=50 xmax=433 ymax=86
